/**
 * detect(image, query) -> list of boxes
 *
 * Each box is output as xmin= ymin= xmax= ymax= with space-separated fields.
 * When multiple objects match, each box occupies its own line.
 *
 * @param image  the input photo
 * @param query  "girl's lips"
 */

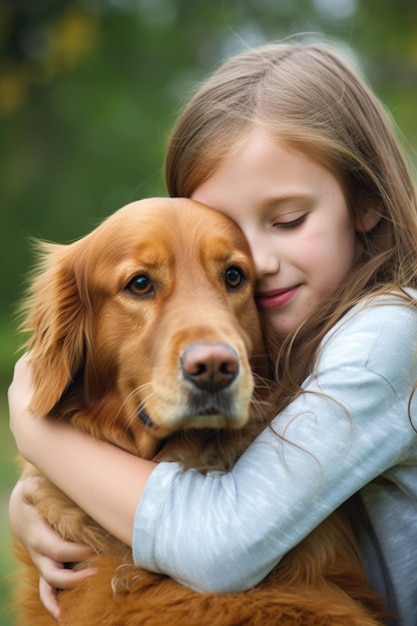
xmin=256 ymin=285 xmax=300 ymax=310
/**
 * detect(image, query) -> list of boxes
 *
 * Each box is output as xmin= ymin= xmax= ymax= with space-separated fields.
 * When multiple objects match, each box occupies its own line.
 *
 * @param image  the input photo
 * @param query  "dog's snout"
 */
xmin=181 ymin=343 xmax=239 ymax=392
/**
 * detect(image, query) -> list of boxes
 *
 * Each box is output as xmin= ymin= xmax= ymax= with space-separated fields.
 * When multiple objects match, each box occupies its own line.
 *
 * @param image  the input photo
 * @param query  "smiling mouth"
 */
xmin=256 ymin=285 xmax=300 ymax=309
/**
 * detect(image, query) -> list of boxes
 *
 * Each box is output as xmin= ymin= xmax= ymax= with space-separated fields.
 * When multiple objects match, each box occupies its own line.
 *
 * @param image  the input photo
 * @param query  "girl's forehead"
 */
xmin=191 ymin=130 xmax=348 ymax=222
xmin=196 ymin=130 xmax=332 ymax=184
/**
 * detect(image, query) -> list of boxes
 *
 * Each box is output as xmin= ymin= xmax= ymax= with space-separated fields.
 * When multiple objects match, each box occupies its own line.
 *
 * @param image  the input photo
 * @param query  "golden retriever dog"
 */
xmin=13 ymin=198 xmax=386 ymax=626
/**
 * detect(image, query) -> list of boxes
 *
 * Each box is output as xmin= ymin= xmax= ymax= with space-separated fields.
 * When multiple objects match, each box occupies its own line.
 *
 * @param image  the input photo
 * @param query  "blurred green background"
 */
xmin=1 ymin=0 xmax=416 ymax=623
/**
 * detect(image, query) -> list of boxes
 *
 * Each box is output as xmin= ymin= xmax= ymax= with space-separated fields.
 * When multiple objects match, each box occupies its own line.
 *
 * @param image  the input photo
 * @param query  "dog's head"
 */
xmin=21 ymin=198 xmax=269 ymax=458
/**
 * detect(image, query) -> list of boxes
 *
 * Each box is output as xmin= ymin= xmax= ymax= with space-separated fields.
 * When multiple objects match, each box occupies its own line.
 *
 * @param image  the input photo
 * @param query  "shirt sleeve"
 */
xmin=132 ymin=298 xmax=417 ymax=592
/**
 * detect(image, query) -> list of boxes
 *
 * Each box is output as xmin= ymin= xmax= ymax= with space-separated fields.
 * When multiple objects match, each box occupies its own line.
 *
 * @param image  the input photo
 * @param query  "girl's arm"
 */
xmin=9 ymin=299 xmax=417 ymax=594
xmin=132 ymin=299 xmax=417 ymax=591
xmin=8 ymin=356 xmax=156 ymax=548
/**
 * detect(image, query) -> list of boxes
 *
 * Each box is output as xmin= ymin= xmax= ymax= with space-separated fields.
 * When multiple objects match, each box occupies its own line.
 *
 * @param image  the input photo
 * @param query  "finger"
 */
xmin=18 ymin=478 xmax=93 ymax=564
xmin=46 ymin=536 xmax=93 ymax=565
xmin=42 ymin=533 xmax=93 ymax=565
xmin=39 ymin=576 xmax=61 ymax=622
xmin=38 ymin=556 xmax=96 ymax=591
xmin=28 ymin=530 xmax=93 ymax=568
xmin=26 ymin=517 xmax=93 ymax=565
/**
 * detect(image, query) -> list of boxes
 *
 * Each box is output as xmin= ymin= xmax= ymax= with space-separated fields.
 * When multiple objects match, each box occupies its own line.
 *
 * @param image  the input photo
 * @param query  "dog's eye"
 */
xmin=225 ymin=266 xmax=246 ymax=290
xmin=126 ymin=274 xmax=153 ymax=297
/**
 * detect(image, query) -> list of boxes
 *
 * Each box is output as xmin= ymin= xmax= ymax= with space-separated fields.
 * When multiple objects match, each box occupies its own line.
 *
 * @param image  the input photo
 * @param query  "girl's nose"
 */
xmin=249 ymin=240 xmax=280 ymax=280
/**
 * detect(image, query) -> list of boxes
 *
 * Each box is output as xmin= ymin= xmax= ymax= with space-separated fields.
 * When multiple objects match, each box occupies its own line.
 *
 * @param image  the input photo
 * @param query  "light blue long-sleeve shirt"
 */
xmin=133 ymin=293 xmax=417 ymax=625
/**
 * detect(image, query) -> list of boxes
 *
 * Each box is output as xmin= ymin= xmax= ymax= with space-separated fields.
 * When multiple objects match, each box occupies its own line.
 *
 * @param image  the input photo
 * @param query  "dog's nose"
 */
xmin=181 ymin=343 xmax=239 ymax=392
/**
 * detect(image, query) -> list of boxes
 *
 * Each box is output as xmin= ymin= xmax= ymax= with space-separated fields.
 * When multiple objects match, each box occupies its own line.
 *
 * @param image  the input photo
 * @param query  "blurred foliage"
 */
xmin=0 ymin=2 xmax=416 ymax=623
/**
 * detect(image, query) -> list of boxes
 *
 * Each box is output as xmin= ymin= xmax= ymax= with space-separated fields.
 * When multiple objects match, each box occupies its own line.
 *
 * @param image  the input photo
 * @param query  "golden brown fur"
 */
xmin=13 ymin=198 xmax=386 ymax=625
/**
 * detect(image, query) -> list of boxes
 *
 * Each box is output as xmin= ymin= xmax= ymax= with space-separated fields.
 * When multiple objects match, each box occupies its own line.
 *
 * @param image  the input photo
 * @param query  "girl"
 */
xmin=9 ymin=39 xmax=417 ymax=625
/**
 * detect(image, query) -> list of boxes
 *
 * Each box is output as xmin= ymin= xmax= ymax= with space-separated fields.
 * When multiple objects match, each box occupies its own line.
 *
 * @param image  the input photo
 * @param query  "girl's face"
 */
xmin=192 ymin=130 xmax=371 ymax=335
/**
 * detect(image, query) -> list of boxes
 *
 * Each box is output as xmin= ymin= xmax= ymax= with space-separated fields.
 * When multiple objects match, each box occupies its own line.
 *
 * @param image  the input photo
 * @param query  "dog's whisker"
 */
xmin=116 ymin=384 xmax=154 ymax=418
xmin=251 ymin=370 xmax=275 ymax=391
xmin=123 ymin=386 xmax=159 ymax=432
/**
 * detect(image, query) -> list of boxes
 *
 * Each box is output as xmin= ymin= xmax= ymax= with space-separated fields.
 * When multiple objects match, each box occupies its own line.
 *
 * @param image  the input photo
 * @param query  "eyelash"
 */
xmin=274 ymin=215 xmax=306 ymax=230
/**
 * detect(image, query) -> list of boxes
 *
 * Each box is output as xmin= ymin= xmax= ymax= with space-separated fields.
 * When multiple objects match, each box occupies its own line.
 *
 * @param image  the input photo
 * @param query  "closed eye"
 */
xmin=273 ymin=214 xmax=306 ymax=230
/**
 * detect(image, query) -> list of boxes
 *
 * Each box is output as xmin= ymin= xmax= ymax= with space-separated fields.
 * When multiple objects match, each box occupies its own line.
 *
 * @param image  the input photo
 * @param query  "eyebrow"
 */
xmin=259 ymin=193 xmax=314 ymax=211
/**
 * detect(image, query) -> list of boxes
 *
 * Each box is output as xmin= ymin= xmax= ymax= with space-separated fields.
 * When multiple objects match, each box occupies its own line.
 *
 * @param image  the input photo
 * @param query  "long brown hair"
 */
xmin=165 ymin=40 xmax=417 ymax=406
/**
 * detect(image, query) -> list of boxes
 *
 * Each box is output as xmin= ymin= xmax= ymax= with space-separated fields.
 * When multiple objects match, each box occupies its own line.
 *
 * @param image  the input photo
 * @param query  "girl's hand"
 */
xmin=9 ymin=478 xmax=94 ymax=622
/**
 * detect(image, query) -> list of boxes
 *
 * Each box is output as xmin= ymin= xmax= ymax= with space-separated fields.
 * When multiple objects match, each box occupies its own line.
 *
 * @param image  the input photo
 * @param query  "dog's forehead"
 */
xmin=99 ymin=198 xmax=250 ymax=255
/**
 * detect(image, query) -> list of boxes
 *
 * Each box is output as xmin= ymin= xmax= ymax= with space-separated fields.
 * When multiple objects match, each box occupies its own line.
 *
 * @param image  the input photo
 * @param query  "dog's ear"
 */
xmin=20 ymin=240 xmax=87 ymax=416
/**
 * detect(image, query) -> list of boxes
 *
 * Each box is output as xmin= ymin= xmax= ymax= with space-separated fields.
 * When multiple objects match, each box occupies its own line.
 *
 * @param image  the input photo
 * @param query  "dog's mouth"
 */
xmin=137 ymin=394 xmax=238 ymax=432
